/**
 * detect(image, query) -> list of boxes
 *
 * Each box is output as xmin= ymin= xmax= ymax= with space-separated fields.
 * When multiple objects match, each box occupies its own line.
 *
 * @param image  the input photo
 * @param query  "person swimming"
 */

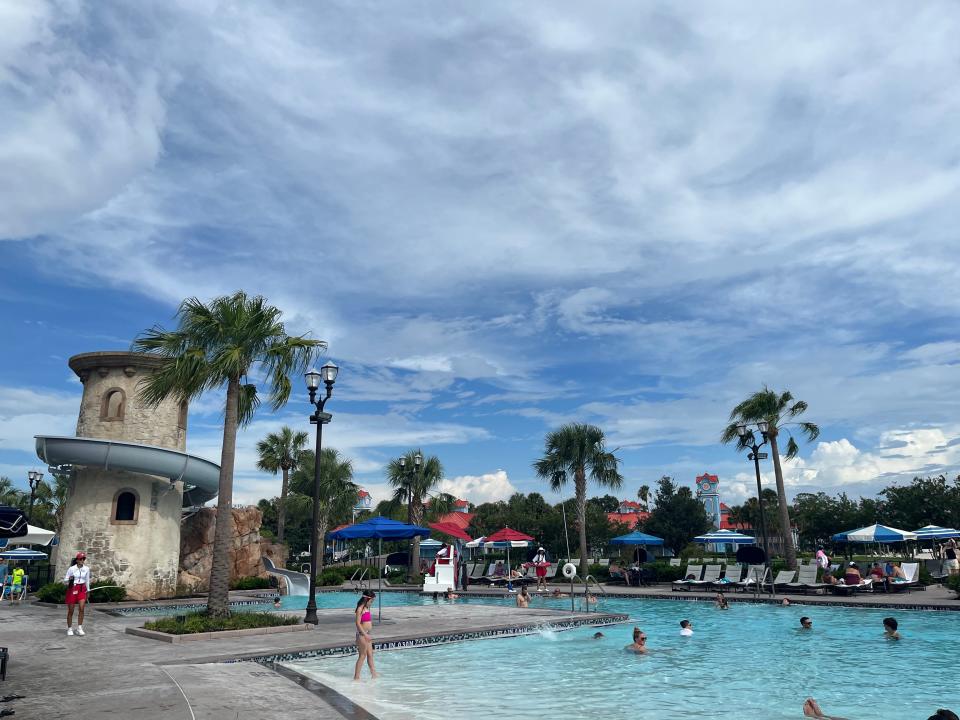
xmin=679 ymin=620 xmax=693 ymax=636
xmin=625 ymin=627 xmax=648 ymax=653
xmin=883 ymin=616 xmax=900 ymax=640
xmin=273 ymin=595 xmax=282 ymax=609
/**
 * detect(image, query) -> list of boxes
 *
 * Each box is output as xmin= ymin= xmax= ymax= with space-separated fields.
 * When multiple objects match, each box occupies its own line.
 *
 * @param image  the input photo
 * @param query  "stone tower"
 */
xmin=56 ymin=351 xmax=189 ymax=600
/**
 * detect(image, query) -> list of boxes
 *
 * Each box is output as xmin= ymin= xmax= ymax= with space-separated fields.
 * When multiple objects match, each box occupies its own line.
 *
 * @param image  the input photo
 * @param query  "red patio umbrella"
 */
xmin=483 ymin=527 xmax=535 ymax=582
xmin=429 ymin=521 xmax=473 ymax=542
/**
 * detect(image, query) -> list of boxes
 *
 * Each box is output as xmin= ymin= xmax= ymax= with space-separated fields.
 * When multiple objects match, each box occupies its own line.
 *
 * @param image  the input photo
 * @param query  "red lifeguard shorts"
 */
xmin=536 ymin=565 xmax=547 ymax=578
xmin=66 ymin=585 xmax=88 ymax=604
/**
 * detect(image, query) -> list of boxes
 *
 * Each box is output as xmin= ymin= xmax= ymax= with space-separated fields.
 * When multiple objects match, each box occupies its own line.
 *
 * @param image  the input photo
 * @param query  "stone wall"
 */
xmin=178 ymin=506 xmax=281 ymax=593
xmin=70 ymin=351 xmax=186 ymax=450
xmin=56 ymin=468 xmax=185 ymax=600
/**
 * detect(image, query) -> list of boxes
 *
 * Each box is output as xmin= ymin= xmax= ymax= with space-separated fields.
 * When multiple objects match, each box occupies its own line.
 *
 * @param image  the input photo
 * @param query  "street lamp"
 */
xmin=736 ymin=423 xmax=771 ymax=570
xmin=303 ymin=361 xmax=338 ymax=625
xmin=27 ymin=470 xmax=44 ymax=523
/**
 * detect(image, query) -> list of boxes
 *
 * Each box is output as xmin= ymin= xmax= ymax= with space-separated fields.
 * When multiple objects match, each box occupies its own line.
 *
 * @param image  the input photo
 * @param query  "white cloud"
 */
xmin=439 ymin=470 xmax=517 ymax=505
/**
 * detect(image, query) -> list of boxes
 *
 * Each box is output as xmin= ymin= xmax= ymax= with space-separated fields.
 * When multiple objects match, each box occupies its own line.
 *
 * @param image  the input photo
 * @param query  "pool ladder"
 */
xmin=350 ymin=566 xmax=371 ymax=590
xmin=567 ymin=573 xmax=606 ymax=613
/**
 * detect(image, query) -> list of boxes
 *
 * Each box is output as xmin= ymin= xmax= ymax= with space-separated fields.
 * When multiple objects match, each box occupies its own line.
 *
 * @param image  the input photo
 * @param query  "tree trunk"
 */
xmin=277 ymin=465 xmax=289 ymax=546
xmin=768 ymin=431 xmax=798 ymax=570
xmin=207 ymin=377 xmax=239 ymax=616
xmin=576 ymin=469 xmax=589 ymax=576
xmin=317 ymin=511 xmax=328 ymax=575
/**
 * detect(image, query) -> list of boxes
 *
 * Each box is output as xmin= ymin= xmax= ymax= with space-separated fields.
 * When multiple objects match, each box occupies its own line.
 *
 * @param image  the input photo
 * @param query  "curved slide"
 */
xmin=262 ymin=557 xmax=311 ymax=596
xmin=35 ymin=435 xmax=221 ymax=507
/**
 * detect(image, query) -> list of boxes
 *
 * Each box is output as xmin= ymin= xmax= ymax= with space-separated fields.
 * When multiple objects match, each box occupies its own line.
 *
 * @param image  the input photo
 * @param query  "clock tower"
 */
xmin=695 ymin=473 xmax=721 ymax=530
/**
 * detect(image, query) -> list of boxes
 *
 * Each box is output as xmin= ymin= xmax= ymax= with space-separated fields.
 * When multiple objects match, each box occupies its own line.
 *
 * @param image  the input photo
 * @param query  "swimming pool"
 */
xmin=285 ymin=596 xmax=960 ymax=719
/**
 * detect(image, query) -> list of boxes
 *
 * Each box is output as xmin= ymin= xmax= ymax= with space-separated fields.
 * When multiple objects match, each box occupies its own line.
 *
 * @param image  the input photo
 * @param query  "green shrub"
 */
xmin=587 ymin=563 xmax=609 ymax=581
xmin=144 ymin=611 xmax=300 ymax=635
xmin=230 ymin=576 xmax=272 ymax=590
xmin=946 ymin=574 xmax=960 ymax=596
xmin=386 ymin=570 xmax=407 ymax=584
xmin=647 ymin=562 xmax=685 ymax=583
xmin=36 ymin=580 xmax=127 ymax=603
xmin=317 ymin=568 xmax=345 ymax=586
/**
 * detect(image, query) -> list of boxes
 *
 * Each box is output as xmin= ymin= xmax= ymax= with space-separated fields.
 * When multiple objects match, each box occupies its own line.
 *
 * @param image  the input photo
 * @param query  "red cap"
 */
xmin=76 ymin=552 xmax=87 ymax=560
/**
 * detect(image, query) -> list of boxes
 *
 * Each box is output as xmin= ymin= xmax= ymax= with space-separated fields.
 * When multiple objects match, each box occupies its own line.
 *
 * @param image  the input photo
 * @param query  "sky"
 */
xmin=2 ymin=1 xmax=960 ymax=510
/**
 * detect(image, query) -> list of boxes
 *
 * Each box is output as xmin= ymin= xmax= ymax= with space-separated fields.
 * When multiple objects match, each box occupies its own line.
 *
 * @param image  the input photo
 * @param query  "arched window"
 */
xmin=101 ymin=388 xmax=126 ymax=421
xmin=112 ymin=489 xmax=139 ymax=524
xmin=177 ymin=400 xmax=188 ymax=431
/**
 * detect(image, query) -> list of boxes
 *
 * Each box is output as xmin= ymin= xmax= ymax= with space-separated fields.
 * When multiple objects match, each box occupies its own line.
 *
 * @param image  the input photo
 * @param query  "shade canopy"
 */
xmin=832 ymin=523 xmax=917 ymax=543
xmin=695 ymin=530 xmax=755 ymax=545
xmin=429 ymin=521 xmax=472 ymax=542
xmin=0 ymin=506 xmax=28 ymax=539
xmin=327 ymin=515 xmax=430 ymax=540
xmin=913 ymin=525 xmax=960 ymax=540
xmin=0 ymin=547 xmax=48 ymax=560
xmin=610 ymin=530 xmax=665 ymax=547
xmin=484 ymin=527 xmax=534 ymax=544
xmin=5 ymin=524 xmax=56 ymax=547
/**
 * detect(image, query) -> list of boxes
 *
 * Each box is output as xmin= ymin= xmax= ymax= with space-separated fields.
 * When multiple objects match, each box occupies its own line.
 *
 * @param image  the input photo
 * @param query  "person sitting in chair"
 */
xmin=493 ymin=561 xmax=506 ymax=577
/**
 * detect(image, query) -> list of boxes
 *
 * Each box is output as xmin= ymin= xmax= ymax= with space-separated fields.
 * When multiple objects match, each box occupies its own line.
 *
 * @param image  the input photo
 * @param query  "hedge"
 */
xmin=229 ymin=576 xmax=272 ymax=590
xmin=144 ymin=611 xmax=300 ymax=635
xmin=36 ymin=580 xmax=127 ymax=603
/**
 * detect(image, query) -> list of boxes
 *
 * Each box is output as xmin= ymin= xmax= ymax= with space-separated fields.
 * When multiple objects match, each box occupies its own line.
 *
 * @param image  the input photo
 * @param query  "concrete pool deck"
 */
xmin=0 ymin=596 xmax=623 ymax=720
xmin=3 ymin=583 xmax=956 ymax=719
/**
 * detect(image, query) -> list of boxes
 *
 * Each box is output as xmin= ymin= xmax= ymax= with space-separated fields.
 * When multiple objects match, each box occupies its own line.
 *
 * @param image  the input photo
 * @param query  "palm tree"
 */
xmin=637 ymin=484 xmax=651 ymax=513
xmin=134 ymin=291 xmax=323 ymax=616
xmin=256 ymin=426 xmax=309 ymax=547
xmin=721 ymin=387 xmax=819 ymax=570
xmin=289 ymin=448 xmax=358 ymax=574
xmin=533 ymin=423 xmax=623 ymax=574
xmin=0 ymin=477 xmax=24 ymax=507
xmin=387 ymin=449 xmax=444 ymax=582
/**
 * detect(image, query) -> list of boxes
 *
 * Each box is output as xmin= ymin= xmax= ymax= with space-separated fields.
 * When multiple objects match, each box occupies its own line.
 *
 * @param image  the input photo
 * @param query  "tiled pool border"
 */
xmin=250 ymin=613 xmax=628 ymax=665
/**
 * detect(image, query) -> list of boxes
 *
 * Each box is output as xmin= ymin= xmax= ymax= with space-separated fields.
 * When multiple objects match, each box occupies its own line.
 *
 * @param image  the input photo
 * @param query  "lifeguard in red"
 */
xmin=64 ymin=552 xmax=91 ymax=636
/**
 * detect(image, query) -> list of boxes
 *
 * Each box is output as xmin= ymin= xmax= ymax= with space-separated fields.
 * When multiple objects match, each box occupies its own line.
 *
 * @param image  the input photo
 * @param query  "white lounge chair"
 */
xmin=887 ymin=562 xmax=922 ymax=593
xmin=672 ymin=564 xmax=703 ymax=591
xmin=734 ymin=565 xmax=767 ymax=593
xmin=688 ymin=564 xmax=722 ymax=590
xmin=768 ymin=570 xmax=797 ymax=593
xmin=669 ymin=558 xmax=681 ymax=567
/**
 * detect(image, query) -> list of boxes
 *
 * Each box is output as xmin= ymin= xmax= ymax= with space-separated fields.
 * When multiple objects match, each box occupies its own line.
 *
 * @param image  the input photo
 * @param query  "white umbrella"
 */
xmin=5 ymin=524 xmax=56 ymax=547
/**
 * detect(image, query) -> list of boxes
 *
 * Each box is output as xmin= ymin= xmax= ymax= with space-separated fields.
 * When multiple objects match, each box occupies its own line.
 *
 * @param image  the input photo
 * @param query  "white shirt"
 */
xmin=64 ymin=564 xmax=91 ymax=588
xmin=680 ymin=628 xmax=694 ymax=636
xmin=533 ymin=552 xmax=547 ymax=564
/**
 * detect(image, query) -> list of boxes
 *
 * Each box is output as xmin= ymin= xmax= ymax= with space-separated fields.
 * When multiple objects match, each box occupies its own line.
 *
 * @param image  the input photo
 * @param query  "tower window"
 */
xmin=112 ymin=489 xmax=139 ymax=524
xmin=101 ymin=388 xmax=126 ymax=421
xmin=177 ymin=400 xmax=188 ymax=431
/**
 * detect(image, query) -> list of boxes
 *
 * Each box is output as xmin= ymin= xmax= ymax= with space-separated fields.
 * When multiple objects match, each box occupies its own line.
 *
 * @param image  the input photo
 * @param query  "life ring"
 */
xmin=562 ymin=562 xmax=577 ymax=579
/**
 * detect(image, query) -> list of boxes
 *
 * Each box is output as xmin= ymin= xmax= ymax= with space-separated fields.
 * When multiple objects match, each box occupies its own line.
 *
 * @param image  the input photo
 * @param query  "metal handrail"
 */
xmin=350 ymin=566 xmax=370 ymax=589
xmin=565 ymin=572 xmax=606 ymax=612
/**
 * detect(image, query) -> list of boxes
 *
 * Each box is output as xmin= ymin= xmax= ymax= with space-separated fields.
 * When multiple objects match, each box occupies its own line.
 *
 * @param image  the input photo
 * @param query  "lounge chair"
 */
xmin=710 ymin=564 xmax=742 ymax=590
xmin=787 ymin=565 xmax=829 ymax=595
xmin=468 ymin=563 xmax=487 ymax=581
xmin=887 ymin=562 xmax=922 ymax=593
xmin=688 ymin=565 xmax=722 ymax=590
xmin=672 ymin=564 xmax=703 ymax=591
xmin=926 ymin=559 xmax=948 ymax=584
xmin=669 ymin=558 xmax=681 ymax=567
xmin=734 ymin=565 xmax=767 ymax=593
xmin=767 ymin=570 xmax=797 ymax=593
xmin=831 ymin=576 xmax=873 ymax=595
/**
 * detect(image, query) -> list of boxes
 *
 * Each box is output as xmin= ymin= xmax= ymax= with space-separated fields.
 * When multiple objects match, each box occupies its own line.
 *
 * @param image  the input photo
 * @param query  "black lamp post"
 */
xmin=303 ymin=361 xmax=338 ymax=625
xmin=399 ymin=452 xmax=422 ymax=579
xmin=736 ymin=422 xmax=772 ymax=568
xmin=27 ymin=470 xmax=44 ymax=523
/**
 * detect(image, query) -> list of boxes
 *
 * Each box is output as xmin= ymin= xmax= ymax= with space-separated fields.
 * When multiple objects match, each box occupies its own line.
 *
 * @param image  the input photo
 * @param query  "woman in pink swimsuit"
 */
xmin=354 ymin=591 xmax=377 ymax=680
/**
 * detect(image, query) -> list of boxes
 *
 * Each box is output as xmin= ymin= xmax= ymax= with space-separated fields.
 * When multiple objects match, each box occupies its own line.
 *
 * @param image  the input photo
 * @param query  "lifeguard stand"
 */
xmin=421 ymin=546 xmax=456 ymax=593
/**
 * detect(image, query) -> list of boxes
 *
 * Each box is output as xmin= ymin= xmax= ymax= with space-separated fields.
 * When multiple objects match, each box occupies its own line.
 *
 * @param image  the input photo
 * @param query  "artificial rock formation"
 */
xmin=178 ymin=506 xmax=284 ymax=593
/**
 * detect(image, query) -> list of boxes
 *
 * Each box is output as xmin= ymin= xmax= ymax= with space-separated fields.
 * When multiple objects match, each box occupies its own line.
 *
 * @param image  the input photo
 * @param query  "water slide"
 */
xmin=35 ymin=435 xmax=221 ymax=507
xmin=262 ymin=557 xmax=311 ymax=596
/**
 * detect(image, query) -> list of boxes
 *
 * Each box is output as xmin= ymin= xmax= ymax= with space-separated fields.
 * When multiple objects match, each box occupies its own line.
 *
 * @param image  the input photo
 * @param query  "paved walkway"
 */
xmin=0 ymin=596 xmax=617 ymax=720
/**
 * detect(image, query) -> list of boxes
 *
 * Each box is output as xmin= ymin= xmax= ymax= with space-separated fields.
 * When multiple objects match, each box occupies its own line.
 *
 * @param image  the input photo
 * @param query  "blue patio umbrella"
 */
xmin=694 ymin=530 xmax=755 ymax=545
xmin=832 ymin=524 xmax=917 ymax=543
xmin=913 ymin=525 xmax=960 ymax=540
xmin=0 ymin=547 xmax=48 ymax=560
xmin=610 ymin=530 xmax=665 ymax=546
xmin=329 ymin=516 xmax=430 ymax=622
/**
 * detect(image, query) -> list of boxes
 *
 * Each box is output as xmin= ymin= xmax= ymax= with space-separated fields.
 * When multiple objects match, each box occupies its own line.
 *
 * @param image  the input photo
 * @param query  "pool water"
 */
xmin=285 ymin=595 xmax=960 ymax=720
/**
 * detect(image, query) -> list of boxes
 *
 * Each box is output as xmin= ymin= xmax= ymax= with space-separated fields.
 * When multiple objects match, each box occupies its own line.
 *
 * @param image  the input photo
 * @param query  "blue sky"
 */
xmin=2 ymin=1 xmax=960 ymax=509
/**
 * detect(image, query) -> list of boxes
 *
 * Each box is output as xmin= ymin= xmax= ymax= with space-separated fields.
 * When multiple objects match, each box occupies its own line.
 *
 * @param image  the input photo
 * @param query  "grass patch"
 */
xmin=143 ymin=611 xmax=301 ymax=635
